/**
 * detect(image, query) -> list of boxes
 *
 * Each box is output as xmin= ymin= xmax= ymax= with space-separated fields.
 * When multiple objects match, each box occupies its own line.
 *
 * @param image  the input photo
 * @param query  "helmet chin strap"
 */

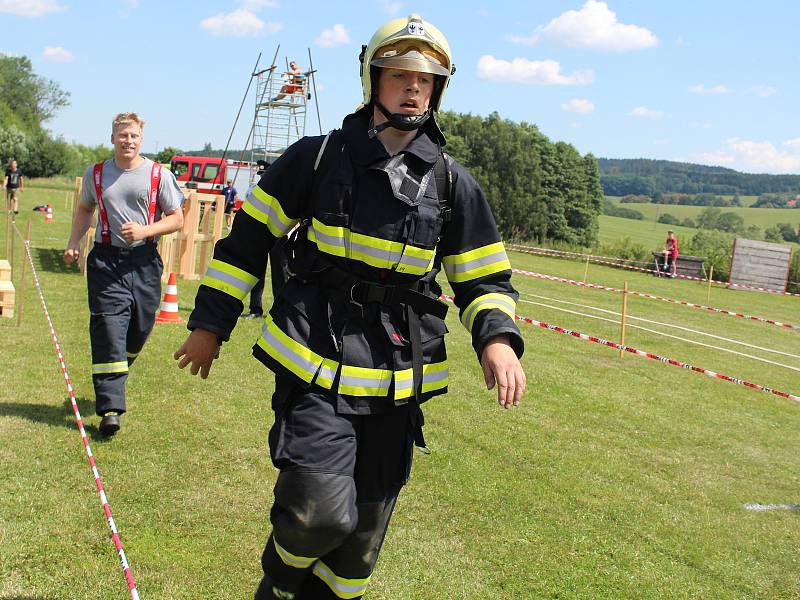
xmin=368 ymin=100 xmax=432 ymax=138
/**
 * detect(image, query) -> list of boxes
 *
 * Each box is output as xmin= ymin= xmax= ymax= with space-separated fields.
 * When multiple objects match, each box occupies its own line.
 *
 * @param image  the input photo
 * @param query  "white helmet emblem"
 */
xmin=407 ymin=22 xmax=424 ymax=36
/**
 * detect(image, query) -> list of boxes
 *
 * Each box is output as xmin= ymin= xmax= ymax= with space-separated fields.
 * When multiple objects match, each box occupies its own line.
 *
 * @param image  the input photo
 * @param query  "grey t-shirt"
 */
xmin=81 ymin=158 xmax=184 ymax=247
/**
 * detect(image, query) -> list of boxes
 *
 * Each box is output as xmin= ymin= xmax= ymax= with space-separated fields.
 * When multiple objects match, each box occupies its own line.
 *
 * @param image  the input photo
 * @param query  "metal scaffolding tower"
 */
xmin=251 ymin=50 xmax=320 ymax=166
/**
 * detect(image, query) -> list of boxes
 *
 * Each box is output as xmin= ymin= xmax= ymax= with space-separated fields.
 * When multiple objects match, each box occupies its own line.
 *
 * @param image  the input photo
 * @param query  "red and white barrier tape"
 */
xmin=511 ymin=268 xmax=799 ymax=330
xmin=441 ymin=294 xmax=799 ymax=403
xmin=15 ymin=228 xmax=140 ymax=600
xmin=507 ymin=243 xmax=800 ymax=297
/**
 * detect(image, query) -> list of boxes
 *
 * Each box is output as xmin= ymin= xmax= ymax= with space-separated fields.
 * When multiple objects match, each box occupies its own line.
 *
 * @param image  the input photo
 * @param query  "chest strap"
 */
xmin=92 ymin=161 xmax=161 ymax=244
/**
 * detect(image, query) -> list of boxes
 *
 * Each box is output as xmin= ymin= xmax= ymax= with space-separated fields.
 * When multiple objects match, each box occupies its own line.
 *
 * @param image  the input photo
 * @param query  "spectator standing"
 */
xmin=63 ymin=112 xmax=185 ymax=436
xmin=3 ymin=158 xmax=24 ymax=218
xmin=665 ymin=230 xmax=679 ymax=277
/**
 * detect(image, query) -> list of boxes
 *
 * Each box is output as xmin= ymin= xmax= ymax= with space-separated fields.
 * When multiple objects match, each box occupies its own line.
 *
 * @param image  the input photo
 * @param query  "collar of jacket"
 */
xmin=341 ymin=106 xmax=446 ymax=168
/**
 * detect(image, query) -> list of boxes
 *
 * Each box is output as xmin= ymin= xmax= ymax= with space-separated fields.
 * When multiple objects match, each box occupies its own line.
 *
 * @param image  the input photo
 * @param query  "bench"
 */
xmin=652 ymin=252 xmax=707 ymax=278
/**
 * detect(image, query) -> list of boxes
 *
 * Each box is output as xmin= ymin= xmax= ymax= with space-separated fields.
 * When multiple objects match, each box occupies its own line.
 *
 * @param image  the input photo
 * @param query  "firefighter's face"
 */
xmin=111 ymin=123 xmax=143 ymax=162
xmin=377 ymin=68 xmax=433 ymax=116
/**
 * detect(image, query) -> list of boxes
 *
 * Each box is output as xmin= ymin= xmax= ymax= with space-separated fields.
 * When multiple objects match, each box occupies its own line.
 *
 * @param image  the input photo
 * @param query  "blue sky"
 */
xmin=2 ymin=0 xmax=799 ymax=174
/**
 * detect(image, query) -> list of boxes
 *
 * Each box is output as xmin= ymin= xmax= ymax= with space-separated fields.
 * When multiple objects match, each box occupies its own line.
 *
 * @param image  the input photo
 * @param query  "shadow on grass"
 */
xmin=33 ymin=247 xmax=74 ymax=274
xmin=0 ymin=396 xmax=112 ymax=442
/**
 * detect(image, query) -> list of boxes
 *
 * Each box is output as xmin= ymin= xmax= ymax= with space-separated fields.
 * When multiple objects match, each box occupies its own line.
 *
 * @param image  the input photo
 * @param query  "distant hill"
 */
xmin=598 ymin=158 xmax=800 ymax=196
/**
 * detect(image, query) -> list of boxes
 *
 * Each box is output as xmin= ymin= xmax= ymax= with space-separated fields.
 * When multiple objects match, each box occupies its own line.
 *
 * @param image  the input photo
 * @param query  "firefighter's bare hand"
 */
xmin=63 ymin=247 xmax=79 ymax=265
xmin=481 ymin=335 xmax=526 ymax=409
xmin=120 ymin=221 xmax=148 ymax=243
xmin=174 ymin=329 xmax=221 ymax=379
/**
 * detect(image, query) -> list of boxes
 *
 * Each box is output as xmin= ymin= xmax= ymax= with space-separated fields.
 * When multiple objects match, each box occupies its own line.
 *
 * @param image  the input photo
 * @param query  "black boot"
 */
xmin=255 ymin=576 xmax=298 ymax=600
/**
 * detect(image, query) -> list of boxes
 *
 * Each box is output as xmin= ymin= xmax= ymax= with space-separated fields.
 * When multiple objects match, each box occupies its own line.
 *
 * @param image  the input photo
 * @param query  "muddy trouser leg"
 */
xmin=125 ymin=254 xmax=162 ymax=367
xmin=88 ymin=249 xmax=134 ymax=416
xmin=256 ymin=380 xmax=414 ymax=600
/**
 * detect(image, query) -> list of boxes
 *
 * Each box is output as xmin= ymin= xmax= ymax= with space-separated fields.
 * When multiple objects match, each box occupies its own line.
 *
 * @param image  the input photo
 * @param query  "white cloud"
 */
xmin=748 ymin=85 xmax=777 ymax=98
xmin=561 ymin=98 xmax=595 ymax=114
xmin=200 ymin=9 xmax=281 ymax=37
xmin=685 ymin=138 xmax=800 ymax=173
xmin=379 ymin=0 xmax=404 ymax=16
xmin=315 ymin=24 xmax=350 ymax=48
xmin=42 ymin=46 xmax=73 ymax=63
xmin=679 ymin=151 xmax=736 ymax=167
xmin=477 ymin=55 xmax=593 ymax=85
xmin=241 ymin=0 xmax=278 ymax=8
xmin=689 ymin=84 xmax=729 ymax=95
xmin=725 ymin=138 xmax=800 ymax=173
xmin=630 ymin=106 xmax=664 ymax=119
xmin=509 ymin=0 xmax=658 ymax=52
xmin=0 ymin=0 xmax=66 ymax=16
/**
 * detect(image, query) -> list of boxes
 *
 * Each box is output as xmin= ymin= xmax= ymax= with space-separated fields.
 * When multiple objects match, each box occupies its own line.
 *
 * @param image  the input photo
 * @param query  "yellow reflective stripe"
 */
xmin=315 ymin=358 xmax=339 ymax=390
xmin=257 ymin=318 xmax=447 ymax=398
xmin=92 ymin=361 xmax=128 ymax=375
xmin=461 ymin=293 xmax=516 ymax=332
xmin=126 ymin=351 xmax=139 ymax=359
xmin=339 ymin=364 xmax=392 ymax=397
xmin=308 ymin=218 xmax=435 ymax=275
xmin=394 ymin=360 xmax=449 ymax=399
xmin=274 ymin=538 xmax=316 ymax=569
xmin=202 ymin=259 xmax=259 ymax=300
xmin=256 ymin=317 xmax=331 ymax=383
xmin=443 ymin=241 xmax=510 ymax=283
xmin=241 ymin=185 xmax=298 ymax=237
xmin=312 ymin=560 xmax=370 ymax=599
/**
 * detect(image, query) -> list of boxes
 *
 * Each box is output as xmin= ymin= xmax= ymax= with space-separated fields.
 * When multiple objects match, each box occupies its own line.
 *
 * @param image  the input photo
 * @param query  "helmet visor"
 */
xmin=370 ymin=42 xmax=450 ymax=77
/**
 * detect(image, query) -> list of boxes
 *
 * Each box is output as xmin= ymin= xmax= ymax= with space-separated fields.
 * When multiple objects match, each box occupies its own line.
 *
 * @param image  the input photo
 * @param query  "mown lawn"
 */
xmin=606 ymin=198 xmax=800 ymax=232
xmin=1 ymin=184 xmax=799 ymax=599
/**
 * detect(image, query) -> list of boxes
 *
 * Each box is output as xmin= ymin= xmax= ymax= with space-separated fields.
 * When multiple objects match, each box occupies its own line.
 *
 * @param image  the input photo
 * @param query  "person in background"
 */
xmin=665 ymin=230 xmax=679 ymax=278
xmin=271 ymin=60 xmax=306 ymax=102
xmin=175 ymin=14 xmax=526 ymax=600
xmin=63 ymin=112 xmax=184 ymax=436
xmin=3 ymin=158 xmax=24 ymax=218
xmin=222 ymin=179 xmax=238 ymax=229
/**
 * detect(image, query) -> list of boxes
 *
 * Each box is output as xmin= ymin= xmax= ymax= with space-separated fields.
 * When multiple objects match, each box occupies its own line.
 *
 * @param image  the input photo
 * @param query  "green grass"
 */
xmin=598 ymin=215 xmax=699 ymax=251
xmin=2 ymin=188 xmax=800 ymax=599
xmin=607 ymin=198 xmax=800 ymax=231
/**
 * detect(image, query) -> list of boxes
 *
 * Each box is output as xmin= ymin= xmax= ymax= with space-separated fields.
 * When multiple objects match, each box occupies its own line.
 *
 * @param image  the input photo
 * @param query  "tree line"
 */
xmin=438 ymin=111 xmax=602 ymax=244
xmin=0 ymin=54 xmax=111 ymax=177
xmin=599 ymin=158 xmax=800 ymax=196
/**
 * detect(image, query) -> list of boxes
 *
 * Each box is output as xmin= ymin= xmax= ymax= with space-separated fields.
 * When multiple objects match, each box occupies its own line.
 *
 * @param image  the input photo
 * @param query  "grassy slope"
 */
xmin=607 ymin=198 xmax=800 ymax=231
xmin=1 ymin=184 xmax=799 ymax=599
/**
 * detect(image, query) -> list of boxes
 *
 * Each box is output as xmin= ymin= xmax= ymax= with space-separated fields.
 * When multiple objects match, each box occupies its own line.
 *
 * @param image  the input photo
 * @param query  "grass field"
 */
xmin=606 ymin=198 xmax=800 ymax=232
xmin=2 ymin=184 xmax=800 ymax=599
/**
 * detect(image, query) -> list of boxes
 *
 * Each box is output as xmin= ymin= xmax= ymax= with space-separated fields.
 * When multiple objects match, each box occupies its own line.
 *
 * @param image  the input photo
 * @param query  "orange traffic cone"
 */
xmin=45 ymin=204 xmax=53 ymax=223
xmin=155 ymin=272 xmax=183 ymax=323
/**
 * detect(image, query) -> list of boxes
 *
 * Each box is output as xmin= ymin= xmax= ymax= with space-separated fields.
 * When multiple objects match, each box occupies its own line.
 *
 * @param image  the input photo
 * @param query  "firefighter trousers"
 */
xmin=256 ymin=377 xmax=417 ymax=600
xmin=87 ymin=243 xmax=162 ymax=416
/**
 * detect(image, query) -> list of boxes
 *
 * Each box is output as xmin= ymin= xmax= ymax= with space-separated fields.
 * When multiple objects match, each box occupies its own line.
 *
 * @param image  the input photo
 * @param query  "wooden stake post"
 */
xmin=706 ymin=265 xmax=714 ymax=305
xmin=582 ymin=255 xmax=590 ymax=284
xmin=619 ymin=281 xmax=629 ymax=359
xmin=16 ymin=220 xmax=30 ymax=326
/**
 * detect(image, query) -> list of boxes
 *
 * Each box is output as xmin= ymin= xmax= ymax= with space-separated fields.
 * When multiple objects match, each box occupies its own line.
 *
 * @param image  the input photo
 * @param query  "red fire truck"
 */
xmin=169 ymin=155 xmax=259 ymax=198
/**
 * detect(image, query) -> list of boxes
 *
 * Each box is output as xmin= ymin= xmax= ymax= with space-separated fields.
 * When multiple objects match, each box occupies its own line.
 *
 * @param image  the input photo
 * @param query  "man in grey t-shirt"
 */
xmin=64 ymin=112 xmax=184 ymax=436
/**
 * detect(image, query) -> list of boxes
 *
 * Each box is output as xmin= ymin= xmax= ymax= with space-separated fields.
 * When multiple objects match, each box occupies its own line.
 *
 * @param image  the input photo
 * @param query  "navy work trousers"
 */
xmin=87 ymin=243 xmax=162 ymax=416
xmin=256 ymin=377 xmax=417 ymax=600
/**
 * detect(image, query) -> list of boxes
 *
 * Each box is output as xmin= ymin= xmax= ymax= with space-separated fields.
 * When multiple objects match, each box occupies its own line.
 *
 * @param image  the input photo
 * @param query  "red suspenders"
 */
xmin=92 ymin=161 xmax=162 ymax=244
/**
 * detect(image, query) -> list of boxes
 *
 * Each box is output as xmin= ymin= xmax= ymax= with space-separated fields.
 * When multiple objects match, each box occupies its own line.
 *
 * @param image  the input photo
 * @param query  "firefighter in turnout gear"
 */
xmin=64 ymin=112 xmax=184 ymax=436
xmin=175 ymin=14 xmax=526 ymax=600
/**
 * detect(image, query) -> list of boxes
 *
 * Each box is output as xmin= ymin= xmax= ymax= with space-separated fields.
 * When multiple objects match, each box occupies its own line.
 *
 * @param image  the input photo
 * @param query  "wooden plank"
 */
xmin=0 ymin=259 xmax=10 ymax=281
xmin=734 ymin=238 xmax=792 ymax=252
